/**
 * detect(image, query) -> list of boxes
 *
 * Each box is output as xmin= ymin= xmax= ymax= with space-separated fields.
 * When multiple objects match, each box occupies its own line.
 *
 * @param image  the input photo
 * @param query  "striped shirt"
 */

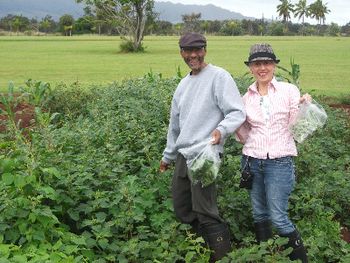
xmin=236 ymin=77 xmax=300 ymax=159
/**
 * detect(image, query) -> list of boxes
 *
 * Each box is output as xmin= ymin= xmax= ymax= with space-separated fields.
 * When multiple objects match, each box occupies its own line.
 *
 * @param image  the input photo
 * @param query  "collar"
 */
xmin=248 ymin=77 xmax=278 ymax=94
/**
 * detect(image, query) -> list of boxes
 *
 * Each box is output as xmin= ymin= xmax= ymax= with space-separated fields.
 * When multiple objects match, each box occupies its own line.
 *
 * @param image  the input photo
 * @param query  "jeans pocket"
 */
xmin=272 ymin=156 xmax=293 ymax=166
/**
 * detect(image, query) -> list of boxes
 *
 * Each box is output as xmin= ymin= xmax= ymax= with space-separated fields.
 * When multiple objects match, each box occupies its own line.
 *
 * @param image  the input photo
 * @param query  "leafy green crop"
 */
xmin=1 ymin=73 xmax=349 ymax=262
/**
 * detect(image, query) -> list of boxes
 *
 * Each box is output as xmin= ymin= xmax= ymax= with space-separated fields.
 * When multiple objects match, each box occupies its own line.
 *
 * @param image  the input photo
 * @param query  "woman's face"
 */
xmin=249 ymin=60 xmax=276 ymax=85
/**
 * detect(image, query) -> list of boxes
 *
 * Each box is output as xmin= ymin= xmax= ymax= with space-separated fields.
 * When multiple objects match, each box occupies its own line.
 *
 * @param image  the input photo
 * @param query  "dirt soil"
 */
xmin=329 ymin=104 xmax=350 ymax=116
xmin=341 ymin=227 xmax=350 ymax=243
xmin=0 ymin=102 xmax=36 ymax=132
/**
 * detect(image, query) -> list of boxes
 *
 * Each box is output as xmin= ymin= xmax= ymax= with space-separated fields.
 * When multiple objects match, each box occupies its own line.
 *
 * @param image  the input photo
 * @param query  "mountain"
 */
xmin=155 ymin=1 xmax=251 ymax=23
xmin=0 ymin=0 xmax=253 ymax=22
xmin=0 ymin=0 xmax=85 ymax=20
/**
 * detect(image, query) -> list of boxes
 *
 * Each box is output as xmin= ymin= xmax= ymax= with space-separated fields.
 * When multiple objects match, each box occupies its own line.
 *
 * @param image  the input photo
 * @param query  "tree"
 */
xmin=74 ymin=16 xmax=95 ymax=34
xmin=207 ymin=20 xmax=222 ymax=34
xmin=327 ymin=22 xmax=340 ymax=36
xmin=277 ymin=0 xmax=294 ymax=31
xmin=294 ymin=0 xmax=310 ymax=35
xmin=149 ymin=20 xmax=173 ymax=35
xmin=59 ymin=14 xmax=75 ymax=36
xmin=77 ymin=0 xmax=156 ymax=52
xmin=39 ymin=15 xmax=56 ymax=34
xmin=40 ymin=18 xmax=51 ymax=33
xmin=27 ymin=18 xmax=38 ymax=33
xmin=7 ymin=15 xmax=30 ymax=34
xmin=294 ymin=0 xmax=309 ymax=23
xmin=267 ymin=21 xmax=285 ymax=36
xmin=309 ymin=0 xmax=330 ymax=25
xmin=341 ymin=22 xmax=350 ymax=36
xmin=181 ymin=12 xmax=201 ymax=33
xmin=220 ymin=20 xmax=242 ymax=36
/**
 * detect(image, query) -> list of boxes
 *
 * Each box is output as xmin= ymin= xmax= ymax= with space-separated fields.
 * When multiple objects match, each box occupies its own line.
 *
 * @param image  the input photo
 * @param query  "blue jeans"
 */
xmin=242 ymin=155 xmax=296 ymax=235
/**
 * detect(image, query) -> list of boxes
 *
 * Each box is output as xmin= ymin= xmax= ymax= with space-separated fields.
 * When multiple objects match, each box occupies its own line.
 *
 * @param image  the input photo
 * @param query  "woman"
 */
xmin=236 ymin=43 xmax=308 ymax=262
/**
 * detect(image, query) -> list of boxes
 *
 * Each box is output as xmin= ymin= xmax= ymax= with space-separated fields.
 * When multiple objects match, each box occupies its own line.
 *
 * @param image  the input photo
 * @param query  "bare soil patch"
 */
xmin=341 ymin=227 xmax=350 ymax=243
xmin=0 ymin=102 xmax=36 ymax=132
xmin=329 ymin=104 xmax=350 ymax=116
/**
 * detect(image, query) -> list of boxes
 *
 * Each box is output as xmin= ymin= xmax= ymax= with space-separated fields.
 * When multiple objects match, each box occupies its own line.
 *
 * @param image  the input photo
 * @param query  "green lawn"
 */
xmin=0 ymin=35 xmax=349 ymax=96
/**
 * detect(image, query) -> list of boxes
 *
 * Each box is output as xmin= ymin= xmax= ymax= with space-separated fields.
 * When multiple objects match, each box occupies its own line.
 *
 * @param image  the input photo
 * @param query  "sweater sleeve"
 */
xmin=162 ymin=97 xmax=180 ymax=164
xmin=235 ymin=121 xmax=251 ymax=144
xmin=215 ymin=71 xmax=246 ymax=139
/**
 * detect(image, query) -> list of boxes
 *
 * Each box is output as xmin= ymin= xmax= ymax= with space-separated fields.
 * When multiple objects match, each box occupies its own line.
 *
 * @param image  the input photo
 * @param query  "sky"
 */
xmin=162 ymin=0 xmax=350 ymax=25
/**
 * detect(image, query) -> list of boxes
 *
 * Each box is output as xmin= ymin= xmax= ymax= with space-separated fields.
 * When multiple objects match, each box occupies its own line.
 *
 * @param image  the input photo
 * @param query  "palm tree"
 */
xmin=294 ymin=0 xmax=310 ymax=35
xmin=277 ymin=0 xmax=294 ymax=23
xmin=309 ymin=0 xmax=330 ymax=25
xmin=276 ymin=0 xmax=294 ymax=31
xmin=320 ymin=1 xmax=331 ymax=24
xmin=294 ymin=0 xmax=310 ymax=24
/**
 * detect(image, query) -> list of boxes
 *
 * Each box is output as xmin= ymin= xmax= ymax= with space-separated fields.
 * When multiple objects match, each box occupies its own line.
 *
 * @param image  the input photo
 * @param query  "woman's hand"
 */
xmin=300 ymin=93 xmax=312 ymax=103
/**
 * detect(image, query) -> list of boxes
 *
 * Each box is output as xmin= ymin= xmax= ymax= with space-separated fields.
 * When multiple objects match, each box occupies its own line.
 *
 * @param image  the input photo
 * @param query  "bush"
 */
xmin=119 ymin=40 xmax=145 ymax=53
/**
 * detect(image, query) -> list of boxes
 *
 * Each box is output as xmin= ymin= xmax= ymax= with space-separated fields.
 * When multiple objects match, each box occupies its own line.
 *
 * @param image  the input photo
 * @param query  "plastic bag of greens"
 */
xmin=187 ymin=138 xmax=222 ymax=187
xmin=289 ymin=99 xmax=327 ymax=143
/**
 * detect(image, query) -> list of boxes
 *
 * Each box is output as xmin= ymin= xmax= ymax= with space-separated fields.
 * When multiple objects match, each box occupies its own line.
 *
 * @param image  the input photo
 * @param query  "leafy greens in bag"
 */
xmin=187 ymin=139 xmax=222 ymax=187
xmin=289 ymin=99 xmax=327 ymax=143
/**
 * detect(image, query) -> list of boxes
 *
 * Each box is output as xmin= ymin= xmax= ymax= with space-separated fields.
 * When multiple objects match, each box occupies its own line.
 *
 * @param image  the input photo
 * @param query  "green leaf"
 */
xmin=52 ymin=239 xmax=63 ymax=250
xmin=67 ymin=209 xmax=80 ymax=221
xmin=70 ymin=235 xmax=86 ymax=246
xmin=95 ymin=212 xmax=107 ymax=222
xmin=40 ymin=186 xmax=58 ymax=200
xmin=12 ymin=255 xmax=27 ymax=262
xmin=1 ymin=173 xmax=13 ymax=185
xmin=0 ymin=158 xmax=17 ymax=173
xmin=13 ymin=174 xmax=26 ymax=188
xmin=41 ymin=167 xmax=61 ymax=178
xmin=98 ymin=238 xmax=109 ymax=249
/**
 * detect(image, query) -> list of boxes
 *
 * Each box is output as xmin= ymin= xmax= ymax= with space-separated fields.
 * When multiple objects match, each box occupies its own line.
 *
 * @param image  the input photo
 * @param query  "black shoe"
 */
xmin=254 ymin=220 xmax=273 ymax=243
xmin=281 ymin=230 xmax=308 ymax=263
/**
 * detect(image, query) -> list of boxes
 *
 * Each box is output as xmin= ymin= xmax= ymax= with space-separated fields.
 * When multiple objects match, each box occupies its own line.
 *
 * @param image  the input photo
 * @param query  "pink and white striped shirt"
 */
xmin=236 ymin=78 xmax=300 ymax=159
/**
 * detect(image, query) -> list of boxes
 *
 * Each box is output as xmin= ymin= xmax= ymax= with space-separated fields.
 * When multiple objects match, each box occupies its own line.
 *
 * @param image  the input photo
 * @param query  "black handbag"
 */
xmin=239 ymin=156 xmax=253 ymax=189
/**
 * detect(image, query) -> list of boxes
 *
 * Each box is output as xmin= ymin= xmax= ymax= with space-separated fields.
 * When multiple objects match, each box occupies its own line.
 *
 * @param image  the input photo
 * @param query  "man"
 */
xmin=159 ymin=32 xmax=246 ymax=262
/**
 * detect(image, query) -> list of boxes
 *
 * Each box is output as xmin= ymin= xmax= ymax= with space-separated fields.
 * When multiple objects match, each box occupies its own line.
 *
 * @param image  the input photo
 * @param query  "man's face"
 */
xmin=180 ymin=47 xmax=207 ymax=75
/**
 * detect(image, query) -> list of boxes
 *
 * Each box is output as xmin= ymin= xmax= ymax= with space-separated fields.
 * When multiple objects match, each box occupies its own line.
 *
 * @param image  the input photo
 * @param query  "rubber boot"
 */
xmin=254 ymin=220 xmax=273 ymax=243
xmin=190 ymin=219 xmax=203 ymax=236
xmin=281 ymin=230 xmax=308 ymax=263
xmin=201 ymin=223 xmax=231 ymax=262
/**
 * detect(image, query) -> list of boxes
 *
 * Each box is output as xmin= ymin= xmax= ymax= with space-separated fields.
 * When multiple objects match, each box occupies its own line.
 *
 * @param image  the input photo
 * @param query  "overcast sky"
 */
xmin=162 ymin=0 xmax=349 ymax=25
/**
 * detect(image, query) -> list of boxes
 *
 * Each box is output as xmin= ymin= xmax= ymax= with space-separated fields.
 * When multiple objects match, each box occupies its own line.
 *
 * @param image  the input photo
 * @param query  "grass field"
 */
xmin=0 ymin=35 xmax=349 ymax=96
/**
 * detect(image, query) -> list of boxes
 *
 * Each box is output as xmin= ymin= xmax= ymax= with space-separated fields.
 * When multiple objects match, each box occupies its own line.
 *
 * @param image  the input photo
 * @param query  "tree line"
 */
xmin=1 ymin=13 xmax=349 ymax=36
xmin=0 ymin=0 xmax=349 ymax=52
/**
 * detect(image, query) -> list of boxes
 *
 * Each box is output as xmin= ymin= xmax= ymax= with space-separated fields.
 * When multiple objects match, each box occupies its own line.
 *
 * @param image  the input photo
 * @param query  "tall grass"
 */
xmin=0 ymin=35 xmax=349 ymax=96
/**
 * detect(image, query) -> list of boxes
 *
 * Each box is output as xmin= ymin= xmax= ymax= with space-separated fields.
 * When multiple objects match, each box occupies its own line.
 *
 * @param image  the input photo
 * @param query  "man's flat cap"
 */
xmin=179 ymin=32 xmax=207 ymax=48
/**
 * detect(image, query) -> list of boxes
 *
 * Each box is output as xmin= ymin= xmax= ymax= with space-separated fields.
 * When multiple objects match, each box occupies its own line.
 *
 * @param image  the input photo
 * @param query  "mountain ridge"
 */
xmin=0 ymin=0 xmax=254 ymax=22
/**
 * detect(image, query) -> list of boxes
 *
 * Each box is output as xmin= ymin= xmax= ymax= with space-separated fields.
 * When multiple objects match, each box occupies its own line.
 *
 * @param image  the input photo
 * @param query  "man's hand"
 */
xmin=211 ymin=129 xmax=221 ymax=145
xmin=159 ymin=160 xmax=170 ymax=172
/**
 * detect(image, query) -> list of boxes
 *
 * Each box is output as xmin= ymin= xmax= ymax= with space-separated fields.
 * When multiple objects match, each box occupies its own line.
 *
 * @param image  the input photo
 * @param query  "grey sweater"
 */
xmin=162 ymin=64 xmax=246 ymax=163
